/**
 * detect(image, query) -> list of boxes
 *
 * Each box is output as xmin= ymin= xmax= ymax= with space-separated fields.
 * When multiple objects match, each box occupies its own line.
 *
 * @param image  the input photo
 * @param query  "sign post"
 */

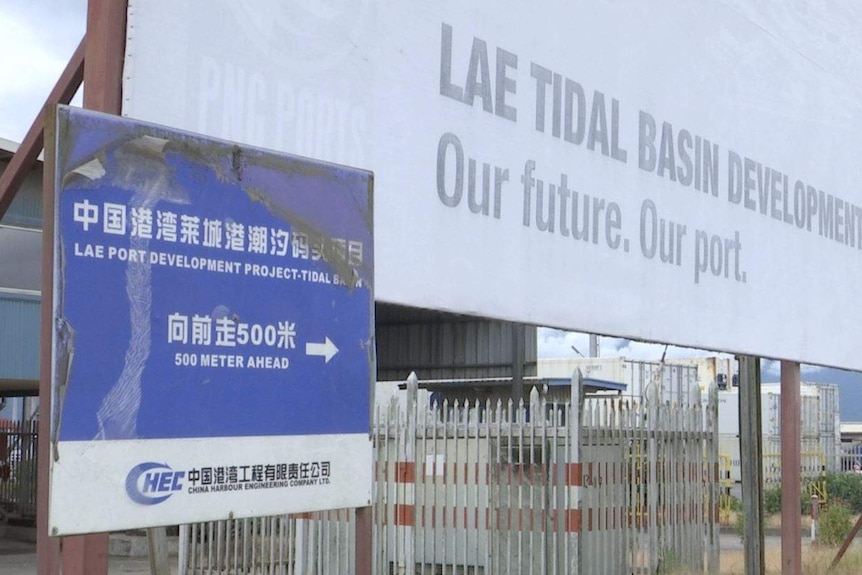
xmin=47 ymin=105 xmax=374 ymax=534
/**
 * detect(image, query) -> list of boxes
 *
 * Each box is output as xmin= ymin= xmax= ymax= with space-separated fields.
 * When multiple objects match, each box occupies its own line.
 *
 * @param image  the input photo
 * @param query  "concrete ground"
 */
xmin=0 ymin=535 xmax=177 ymax=575
xmin=0 ymin=529 xmax=851 ymax=575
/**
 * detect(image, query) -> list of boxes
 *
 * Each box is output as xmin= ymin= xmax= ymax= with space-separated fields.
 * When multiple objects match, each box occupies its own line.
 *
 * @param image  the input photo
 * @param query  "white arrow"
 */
xmin=305 ymin=337 xmax=339 ymax=363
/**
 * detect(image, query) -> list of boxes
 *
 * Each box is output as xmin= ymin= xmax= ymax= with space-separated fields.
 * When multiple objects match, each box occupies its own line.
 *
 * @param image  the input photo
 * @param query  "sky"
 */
xmin=2 ymin=1 xmax=861 ymax=422
xmin=0 ymin=0 xmax=86 ymax=143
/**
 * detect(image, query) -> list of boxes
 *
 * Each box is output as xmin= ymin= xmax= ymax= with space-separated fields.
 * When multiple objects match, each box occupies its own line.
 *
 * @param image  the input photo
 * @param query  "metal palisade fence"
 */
xmin=0 ymin=418 xmax=38 ymax=522
xmin=179 ymin=372 xmax=719 ymax=575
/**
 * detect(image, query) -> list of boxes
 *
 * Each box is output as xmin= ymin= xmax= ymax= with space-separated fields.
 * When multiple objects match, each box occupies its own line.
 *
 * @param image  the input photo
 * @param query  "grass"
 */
xmin=718 ymin=546 xmax=862 ymax=575
xmin=693 ymin=509 xmax=862 ymax=574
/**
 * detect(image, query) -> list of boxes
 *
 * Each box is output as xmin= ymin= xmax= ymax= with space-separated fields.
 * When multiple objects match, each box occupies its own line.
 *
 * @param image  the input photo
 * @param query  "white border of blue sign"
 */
xmin=48 ymin=106 xmax=374 ymax=535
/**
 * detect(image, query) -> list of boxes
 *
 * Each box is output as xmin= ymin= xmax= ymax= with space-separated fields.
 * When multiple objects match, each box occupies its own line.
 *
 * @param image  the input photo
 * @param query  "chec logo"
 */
xmin=125 ymin=462 xmax=185 ymax=505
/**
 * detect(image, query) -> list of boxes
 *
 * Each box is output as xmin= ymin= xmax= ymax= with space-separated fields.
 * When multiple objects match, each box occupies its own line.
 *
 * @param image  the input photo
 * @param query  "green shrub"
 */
xmin=763 ymin=487 xmax=781 ymax=515
xmin=824 ymin=472 xmax=862 ymax=514
xmin=657 ymin=547 xmax=682 ymax=574
xmin=720 ymin=492 xmax=741 ymax=513
xmin=735 ymin=508 xmax=765 ymax=544
xmin=761 ymin=483 xmax=816 ymax=516
xmin=820 ymin=502 xmax=853 ymax=546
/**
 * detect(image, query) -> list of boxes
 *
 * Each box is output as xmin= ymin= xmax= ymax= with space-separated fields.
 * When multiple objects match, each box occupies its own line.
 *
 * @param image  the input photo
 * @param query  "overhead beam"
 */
xmin=0 ymin=39 xmax=85 ymax=222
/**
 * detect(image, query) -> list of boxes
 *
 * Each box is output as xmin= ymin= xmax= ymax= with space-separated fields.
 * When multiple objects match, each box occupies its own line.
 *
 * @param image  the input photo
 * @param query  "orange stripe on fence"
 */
xmin=394 ymin=504 xmax=414 ymax=527
xmin=565 ymin=509 xmax=582 ymax=533
xmin=394 ymin=462 xmax=415 ymax=483
xmin=565 ymin=463 xmax=582 ymax=486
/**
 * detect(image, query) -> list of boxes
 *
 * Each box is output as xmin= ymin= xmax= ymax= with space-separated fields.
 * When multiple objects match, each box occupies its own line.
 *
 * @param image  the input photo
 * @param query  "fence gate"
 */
xmin=179 ymin=378 xmax=718 ymax=575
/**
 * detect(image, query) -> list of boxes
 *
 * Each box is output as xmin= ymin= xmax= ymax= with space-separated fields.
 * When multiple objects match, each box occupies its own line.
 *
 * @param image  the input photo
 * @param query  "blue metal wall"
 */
xmin=0 ymin=291 xmax=39 ymax=382
xmin=0 ymin=157 xmax=43 ymax=393
xmin=0 ymin=160 xmax=42 ymax=228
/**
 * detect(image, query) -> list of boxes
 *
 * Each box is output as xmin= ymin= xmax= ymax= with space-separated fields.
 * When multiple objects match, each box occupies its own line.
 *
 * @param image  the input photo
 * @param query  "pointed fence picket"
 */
xmin=178 ymin=375 xmax=719 ymax=575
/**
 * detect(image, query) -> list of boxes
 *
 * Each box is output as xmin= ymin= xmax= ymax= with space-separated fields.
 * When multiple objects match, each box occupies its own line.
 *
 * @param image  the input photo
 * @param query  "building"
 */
xmin=0 ymin=138 xmax=41 ymax=413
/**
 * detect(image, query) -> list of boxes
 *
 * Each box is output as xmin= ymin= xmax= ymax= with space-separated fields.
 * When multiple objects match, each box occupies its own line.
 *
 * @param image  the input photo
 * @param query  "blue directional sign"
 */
xmin=49 ymin=106 xmax=374 ymax=534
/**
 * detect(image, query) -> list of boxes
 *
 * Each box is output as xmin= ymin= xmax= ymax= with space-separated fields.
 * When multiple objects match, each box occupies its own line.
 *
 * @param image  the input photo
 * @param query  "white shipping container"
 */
xmin=668 ymin=357 xmax=738 ymax=392
xmin=539 ymin=357 xmax=628 ymax=383
xmin=538 ymin=357 xmax=699 ymax=405
xmin=717 ymin=392 xmax=740 ymax=437
xmin=717 ymin=382 xmax=841 ymax=484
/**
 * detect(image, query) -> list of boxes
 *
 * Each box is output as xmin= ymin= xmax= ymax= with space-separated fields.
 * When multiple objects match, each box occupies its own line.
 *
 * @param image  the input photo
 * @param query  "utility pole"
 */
xmin=781 ymin=361 xmax=802 ymax=575
xmin=738 ymin=355 xmax=764 ymax=575
xmin=588 ymin=334 xmax=598 ymax=358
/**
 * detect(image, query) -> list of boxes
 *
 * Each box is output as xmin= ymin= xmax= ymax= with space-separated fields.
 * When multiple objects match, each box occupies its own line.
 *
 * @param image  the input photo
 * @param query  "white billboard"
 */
xmin=122 ymin=1 xmax=862 ymax=370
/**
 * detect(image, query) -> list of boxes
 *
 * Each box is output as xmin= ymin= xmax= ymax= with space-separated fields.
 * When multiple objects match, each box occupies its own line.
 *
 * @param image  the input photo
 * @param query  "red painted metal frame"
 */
xmin=83 ymin=0 xmax=127 ymax=114
xmin=22 ymin=5 xmax=380 ymax=575
xmin=36 ymin=1 xmax=128 ymax=574
xmin=780 ymin=361 xmax=802 ymax=575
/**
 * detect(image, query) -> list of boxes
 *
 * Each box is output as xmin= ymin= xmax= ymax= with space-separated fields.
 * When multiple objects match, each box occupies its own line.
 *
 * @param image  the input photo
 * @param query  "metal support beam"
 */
xmin=781 ymin=361 xmax=802 ymax=575
xmin=59 ymin=535 xmax=109 ymax=575
xmin=84 ymin=0 xmax=128 ymax=112
xmin=0 ymin=39 xmax=84 ymax=222
xmin=37 ymin=3 xmax=128 ymax=574
xmin=58 ymin=1 xmax=128 ymax=571
xmin=355 ymin=506 xmax=373 ymax=575
xmin=831 ymin=512 xmax=862 ymax=569
xmin=511 ymin=322 xmax=525 ymax=401
xmin=37 ymin=104 xmax=62 ymax=575
xmin=738 ymin=355 xmax=764 ymax=575
xmin=147 ymin=527 xmax=172 ymax=575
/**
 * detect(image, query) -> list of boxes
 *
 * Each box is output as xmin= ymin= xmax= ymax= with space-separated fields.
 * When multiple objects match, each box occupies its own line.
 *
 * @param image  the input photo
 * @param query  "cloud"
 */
xmin=0 ymin=2 xmax=86 ymax=141
xmin=538 ymin=327 xmax=733 ymax=363
xmin=539 ymin=329 xmax=827 ymax=386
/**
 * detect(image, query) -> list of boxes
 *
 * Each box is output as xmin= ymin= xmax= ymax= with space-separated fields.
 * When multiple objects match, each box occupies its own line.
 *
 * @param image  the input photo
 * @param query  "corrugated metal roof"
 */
xmin=0 ymin=137 xmax=43 ymax=161
xmin=376 ymin=306 xmax=537 ymax=381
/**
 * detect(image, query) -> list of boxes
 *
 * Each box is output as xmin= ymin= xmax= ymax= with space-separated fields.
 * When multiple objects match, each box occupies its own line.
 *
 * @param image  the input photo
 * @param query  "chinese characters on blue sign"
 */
xmin=55 ymin=108 xmax=373 ymax=441
xmin=49 ymin=106 xmax=374 ymax=534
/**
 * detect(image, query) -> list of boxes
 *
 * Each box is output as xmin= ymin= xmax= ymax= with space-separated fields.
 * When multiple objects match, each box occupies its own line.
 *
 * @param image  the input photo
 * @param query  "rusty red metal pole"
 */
xmin=28 ymin=37 xmax=86 ymax=575
xmin=58 ymin=1 xmax=128 ymax=572
xmin=780 ymin=360 xmax=802 ymax=575
xmin=83 ymin=0 xmax=127 ymax=113
xmin=355 ymin=506 xmax=373 ymax=575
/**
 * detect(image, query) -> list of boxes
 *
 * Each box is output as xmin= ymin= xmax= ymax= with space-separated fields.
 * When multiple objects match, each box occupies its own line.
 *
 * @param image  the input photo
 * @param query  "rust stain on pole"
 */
xmin=781 ymin=360 xmax=802 ymax=575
